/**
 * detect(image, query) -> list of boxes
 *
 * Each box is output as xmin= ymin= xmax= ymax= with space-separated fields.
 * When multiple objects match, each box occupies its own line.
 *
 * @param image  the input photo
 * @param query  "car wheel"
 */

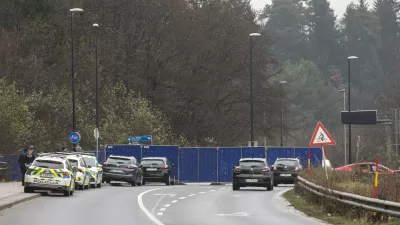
xmin=165 ymin=175 xmax=171 ymax=186
xmin=171 ymin=175 xmax=176 ymax=185
xmin=142 ymin=180 xmax=146 ymax=185
xmin=232 ymin=184 xmax=240 ymax=191
xmin=24 ymin=187 xmax=34 ymax=193
xmin=137 ymin=175 xmax=143 ymax=186
xmin=274 ymin=182 xmax=278 ymax=187
xmin=106 ymin=180 xmax=111 ymax=184
xmin=97 ymin=181 xmax=102 ymax=188
xmin=63 ymin=190 xmax=71 ymax=197
xmin=267 ymin=181 xmax=273 ymax=191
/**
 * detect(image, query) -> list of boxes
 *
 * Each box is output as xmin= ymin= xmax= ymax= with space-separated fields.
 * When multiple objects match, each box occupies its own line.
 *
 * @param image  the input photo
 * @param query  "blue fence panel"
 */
xmin=217 ymin=148 xmax=241 ymax=182
xmin=266 ymin=147 xmax=295 ymax=165
xmin=179 ymin=148 xmax=199 ymax=182
xmin=142 ymin=146 xmax=179 ymax=178
xmin=199 ymin=148 xmax=217 ymax=182
xmin=294 ymin=147 xmax=323 ymax=168
xmin=241 ymin=147 xmax=265 ymax=158
xmin=2 ymin=154 xmax=21 ymax=181
xmin=105 ymin=145 xmax=142 ymax=161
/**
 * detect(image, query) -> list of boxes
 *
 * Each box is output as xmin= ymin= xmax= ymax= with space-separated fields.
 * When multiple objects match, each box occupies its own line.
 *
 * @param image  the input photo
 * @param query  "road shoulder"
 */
xmin=0 ymin=182 xmax=41 ymax=212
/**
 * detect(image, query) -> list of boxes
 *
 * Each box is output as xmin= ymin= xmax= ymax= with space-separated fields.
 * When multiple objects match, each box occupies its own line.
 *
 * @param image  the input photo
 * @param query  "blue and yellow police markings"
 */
xmin=27 ymin=166 xmax=71 ymax=178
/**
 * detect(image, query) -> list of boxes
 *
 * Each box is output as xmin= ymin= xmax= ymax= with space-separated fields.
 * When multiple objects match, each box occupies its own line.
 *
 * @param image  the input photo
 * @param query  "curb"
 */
xmin=0 ymin=193 xmax=41 ymax=212
xmin=210 ymin=182 xmax=226 ymax=185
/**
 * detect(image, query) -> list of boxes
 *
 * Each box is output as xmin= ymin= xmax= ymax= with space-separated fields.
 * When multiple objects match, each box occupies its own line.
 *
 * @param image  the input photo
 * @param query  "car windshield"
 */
xmin=33 ymin=160 xmax=64 ymax=169
xmin=141 ymin=159 xmax=165 ymax=165
xmin=107 ymin=157 xmax=131 ymax=164
xmin=83 ymin=157 xmax=96 ymax=167
xmin=239 ymin=160 xmax=265 ymax=167
xmin=275 ymin=160 xmax=298 ymax=167
xmin=68 ymin=159 xmax=78 ymax=167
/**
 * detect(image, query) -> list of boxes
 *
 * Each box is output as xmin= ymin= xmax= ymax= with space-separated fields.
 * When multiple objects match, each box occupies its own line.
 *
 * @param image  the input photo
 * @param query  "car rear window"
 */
xmin=141 ymin=159 xmax=165 ymax=166
xmin=33 ymin=160 xmax=64 ymax=169
xmin=107 ymin=157 xmax=131 ymax=164
xmin=275 ymin=160 xmax=298 ymax=166
xmin=68 ymin=159 xmax=78 ymax=167
xmin=83 ymin=157 xmax=96 ymax=167
xmin=239 ymin=160 xmax=265 ymax=167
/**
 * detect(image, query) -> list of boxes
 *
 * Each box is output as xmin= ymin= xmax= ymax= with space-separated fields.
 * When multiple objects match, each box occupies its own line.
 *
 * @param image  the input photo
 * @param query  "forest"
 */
xmin=0 ymin=0 xmax=399 ymax=167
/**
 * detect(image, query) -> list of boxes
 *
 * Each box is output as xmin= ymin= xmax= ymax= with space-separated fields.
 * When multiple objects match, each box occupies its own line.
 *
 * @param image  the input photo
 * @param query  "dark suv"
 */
xmin=140 ymin=157 xmax=175 ymax=185
xmin=102 ymin=155 xmax=143 ymax=186
xmin=232 ymin=158 xmax=274 ymax=191
xmin=272 ymin=158 xmax=302 ymax=186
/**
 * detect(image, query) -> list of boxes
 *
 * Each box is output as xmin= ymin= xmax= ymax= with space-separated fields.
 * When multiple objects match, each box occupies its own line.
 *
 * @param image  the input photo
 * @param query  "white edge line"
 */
xmin=210 ymin=190 xmax=216 ymax=192
xmin=157 ymin=212 xmax=163 ymax=216
xmin=188 ymin=194 xmax=196 ymax=196
xmin=138 ymin=187 xmax=172 ymax=225
xmin=199 ymin=192 xmax=205 ymax=194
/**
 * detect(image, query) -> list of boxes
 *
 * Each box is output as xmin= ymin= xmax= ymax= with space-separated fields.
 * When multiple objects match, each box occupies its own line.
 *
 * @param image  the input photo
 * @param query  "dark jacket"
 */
xmin=18 ymin=153 xmax=26 ymax=168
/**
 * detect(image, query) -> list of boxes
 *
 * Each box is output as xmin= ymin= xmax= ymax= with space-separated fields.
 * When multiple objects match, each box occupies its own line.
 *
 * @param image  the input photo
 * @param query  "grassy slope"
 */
xmin=283 ymin=189 xmax=400 ymax=225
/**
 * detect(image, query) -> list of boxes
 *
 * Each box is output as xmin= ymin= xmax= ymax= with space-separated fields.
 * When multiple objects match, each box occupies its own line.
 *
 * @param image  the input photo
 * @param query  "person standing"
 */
xmin=18 ymin=147 xmax=28 ymax=186
xmin=21 ymin=146 xmax=36 ymax=186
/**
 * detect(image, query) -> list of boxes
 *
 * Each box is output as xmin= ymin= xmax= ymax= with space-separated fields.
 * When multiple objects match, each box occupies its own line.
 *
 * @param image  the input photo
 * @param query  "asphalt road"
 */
xmin=0 ymin=183 xmax=326 ymax=225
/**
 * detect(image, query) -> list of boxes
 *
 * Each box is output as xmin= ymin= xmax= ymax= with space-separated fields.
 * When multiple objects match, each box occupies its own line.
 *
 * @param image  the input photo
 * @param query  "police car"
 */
xmin=65 ymin=154 xmax=91 ymax=190
xmin=24 ymin=156 xmax=76 ymax=196
xmin=81 ymin=154 xmax=103 ymax=188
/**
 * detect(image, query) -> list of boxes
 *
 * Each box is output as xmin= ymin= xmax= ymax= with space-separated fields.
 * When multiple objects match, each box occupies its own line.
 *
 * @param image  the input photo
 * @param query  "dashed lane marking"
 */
xmin=179 ymin=197 xmax=186 ymax=199
xmin=171 ymin=200 xmax=178 ymax=203
xmin=157 ymin=212 xmax=163 ymax=216
xmin=160 ymin=208 xmax=166 ymax=211
xmin=138 ymin=187 xmax=171 ymax=225
xmin=164 ymin=204 xmax=171 ymax=207
xmin=188 ymin=194 xmax=196 ymax=197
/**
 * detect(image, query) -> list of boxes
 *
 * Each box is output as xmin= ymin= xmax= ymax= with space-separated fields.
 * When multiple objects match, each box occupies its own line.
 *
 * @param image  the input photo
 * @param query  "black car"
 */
xmin=272 ymin=158 xmax=302 ymax=186
xmin=140 ymin=157 xmax=175 ymax=185
xmin=102 ymin=155 xmax=143 ymax=186
xmin=232 ymin=158 xmax=274 ymax=191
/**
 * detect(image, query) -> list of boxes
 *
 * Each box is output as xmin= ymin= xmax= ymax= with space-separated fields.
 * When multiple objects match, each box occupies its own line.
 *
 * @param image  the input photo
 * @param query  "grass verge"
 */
xmin=283 ymin=189 xmax=400 ymax=225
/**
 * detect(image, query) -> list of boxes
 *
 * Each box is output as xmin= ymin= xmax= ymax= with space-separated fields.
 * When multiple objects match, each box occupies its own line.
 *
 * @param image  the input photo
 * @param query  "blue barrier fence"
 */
xmin=2 ymin=145 xmax=323 ymax=182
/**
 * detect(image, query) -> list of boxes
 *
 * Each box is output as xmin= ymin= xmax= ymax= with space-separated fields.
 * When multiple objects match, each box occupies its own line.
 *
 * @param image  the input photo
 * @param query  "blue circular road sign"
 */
xmin=68 ymin=132 xmax=81 ymax=144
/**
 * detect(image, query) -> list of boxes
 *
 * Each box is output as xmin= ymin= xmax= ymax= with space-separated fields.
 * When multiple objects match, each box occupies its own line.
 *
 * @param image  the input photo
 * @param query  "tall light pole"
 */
xmin=338 ymin=88 xmax=346 ymax=164
xmin=249 ymin=33 xmax=261 ymax=147
xmin=93 ymin=23 xmax=100 ymax=158
xmin=280 ymin=81 xmax=286 ymax=147
xmin=70 ymin=8 xmax=83 ymax=151
xmin=348 ymin=56 xmax=358 ymax=164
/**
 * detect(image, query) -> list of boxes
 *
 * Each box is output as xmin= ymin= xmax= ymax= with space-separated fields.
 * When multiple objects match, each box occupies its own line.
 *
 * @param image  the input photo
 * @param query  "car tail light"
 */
xmin=160 ymin=165 xmax=168 ymax=169
xmin=234 ymin=167 xmax=241 ymax=173
xmin=127 ymin=165 xmax=137 ymax=169
xmin=262 ymin=167 xmax=270 ymax=172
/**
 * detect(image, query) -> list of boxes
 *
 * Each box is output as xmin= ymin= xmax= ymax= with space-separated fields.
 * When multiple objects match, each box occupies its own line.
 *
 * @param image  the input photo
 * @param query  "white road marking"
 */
xmin=215 ymin=212 xmax=253 ymax=217
xmin=157 ymin=212 xmax=163 ymax=216
xmin=199 ymin=192 xmax=205 ymax=194
xmin=138 ymin=187 xmax=172 ymax=225
xmin=221 ymin=188 xmax=226 ymax=190
xmin=164 ymin=204 xmax=171 ymax=207
xmin=188 ymin=194 xmax=196 ymax=197
xmin=179 ymin=197 xmax=186 ymax=199
xmin=160 ymin=208 xmax=166 ymax=211
xmin=209 ymin=190 xmax=216 ymax=192
xmin=171 ymin=200 xmax=178 ymax=203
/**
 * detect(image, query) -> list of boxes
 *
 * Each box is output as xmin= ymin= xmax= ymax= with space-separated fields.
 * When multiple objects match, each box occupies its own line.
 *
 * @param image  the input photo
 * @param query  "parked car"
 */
xmin=64 ymin=154 xmax=92 ymax=190
xmin=81 ymin=154 xmax=103 ymax=188
xmin=334 ymin=162 xmax=400 ymax=174
xmin=232 ymin=158 xmax=274 ymax=191
xmin=103 ymin=155 xmax=143 ymax=186
xmin=271 ymin=158 xmax=302 ymax=186
xmin=140 ymin=157 xmax=175 ymax=185
xmin=24 ymin=156 xmax=76 ymax=196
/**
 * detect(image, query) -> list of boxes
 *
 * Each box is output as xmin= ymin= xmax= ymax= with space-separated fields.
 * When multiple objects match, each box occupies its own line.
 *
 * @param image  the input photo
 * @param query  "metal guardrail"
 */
xmin=297 ymin=176 xmax=400 ymax=217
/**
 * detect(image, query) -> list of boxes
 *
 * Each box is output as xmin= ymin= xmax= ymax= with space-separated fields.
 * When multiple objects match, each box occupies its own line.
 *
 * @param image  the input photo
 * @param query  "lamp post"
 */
xmin=280 ymin=81 xmax=286 ymax=147
xmin=70 ymin=8 xmax=83 ymax=151
xmin=93 ymin=23 xmax=100 ymax=158
xmin=348 ymin=56 xmax=358 ymax=164
xmin=338 ymin=88 xmax=346 ymax=164
xmin=249 ymin=33 xmax=261 ymax=147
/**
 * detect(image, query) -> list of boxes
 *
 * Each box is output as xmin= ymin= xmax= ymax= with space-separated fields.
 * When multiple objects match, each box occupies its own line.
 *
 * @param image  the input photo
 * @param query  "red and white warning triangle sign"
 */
xmin=309 ymin=122 xmax=336 ymax=147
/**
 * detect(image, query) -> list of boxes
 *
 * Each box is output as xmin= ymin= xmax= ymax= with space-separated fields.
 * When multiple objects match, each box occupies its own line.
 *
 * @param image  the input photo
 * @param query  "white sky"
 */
xmin=251 ymin=0 xmax=374 ymax=18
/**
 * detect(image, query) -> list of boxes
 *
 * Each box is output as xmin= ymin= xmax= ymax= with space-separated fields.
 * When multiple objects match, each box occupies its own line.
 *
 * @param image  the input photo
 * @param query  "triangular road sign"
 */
xmin=309 ymin=122 xmax=336 ymax=147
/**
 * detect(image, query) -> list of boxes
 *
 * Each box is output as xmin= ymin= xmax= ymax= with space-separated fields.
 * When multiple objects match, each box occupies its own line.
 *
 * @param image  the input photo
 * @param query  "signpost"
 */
xmin=68 ymin=132 xmax=81 ymax=144
xmin=128 ymin=135 xmax=153 ymax=145
xmin=309 ymin=122 xmax=336 ymax=179
xmin=94 ymin=128 xmax=100 ymax=158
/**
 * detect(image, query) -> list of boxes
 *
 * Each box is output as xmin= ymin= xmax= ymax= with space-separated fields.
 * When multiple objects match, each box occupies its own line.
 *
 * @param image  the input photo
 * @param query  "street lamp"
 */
xmin=70 ymin=8 xmax=83 ymax=151
xmin=280 ymin=81 xmax=287 ymax=147
xmin=249 ymin=32 xmax=261 ymax=147
xmin=347 ymin=56 xmax=358 ymax=164
xmin=93 ymin=23 xmax=100 ymax=158
xmin=338 ymin=88 xmax=346 ymax=164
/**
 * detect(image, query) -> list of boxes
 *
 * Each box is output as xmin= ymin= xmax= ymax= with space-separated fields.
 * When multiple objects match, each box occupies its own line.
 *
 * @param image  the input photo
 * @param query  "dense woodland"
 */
xmin=0 ymin=0 xmax=399 ymax=167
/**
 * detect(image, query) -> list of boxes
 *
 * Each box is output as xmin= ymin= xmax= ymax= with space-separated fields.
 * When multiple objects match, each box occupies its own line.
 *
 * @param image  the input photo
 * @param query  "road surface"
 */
xmin=0 ymin=183 xmax=326 ymax=225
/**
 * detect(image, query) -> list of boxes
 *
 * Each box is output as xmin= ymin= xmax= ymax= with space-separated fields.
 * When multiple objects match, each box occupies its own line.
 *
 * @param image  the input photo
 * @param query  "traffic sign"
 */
xmin=94 ymin=128 xmax=100 ymax=139
xmin=309 ymin=122 xmax=336 ymax=147
xmin=128 ymin=135 xmax=152 ymax=144
xmin=68 ymin=132 xmax=81 ymax=144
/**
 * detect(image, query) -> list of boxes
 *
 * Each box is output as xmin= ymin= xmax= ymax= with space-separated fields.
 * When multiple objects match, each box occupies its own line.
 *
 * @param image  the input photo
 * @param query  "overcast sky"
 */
xmin=251 ymin=0 xmax=374 ymax=18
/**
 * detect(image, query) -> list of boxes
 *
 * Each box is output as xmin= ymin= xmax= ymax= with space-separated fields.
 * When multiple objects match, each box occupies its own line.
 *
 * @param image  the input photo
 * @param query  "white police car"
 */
xmin=65 ymin=155 xmax=91 ymax=190
xmin=24 ymin=156 xmax=76 ymax=196
xmin=81 ymin=154 xmax=103 ymax=188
